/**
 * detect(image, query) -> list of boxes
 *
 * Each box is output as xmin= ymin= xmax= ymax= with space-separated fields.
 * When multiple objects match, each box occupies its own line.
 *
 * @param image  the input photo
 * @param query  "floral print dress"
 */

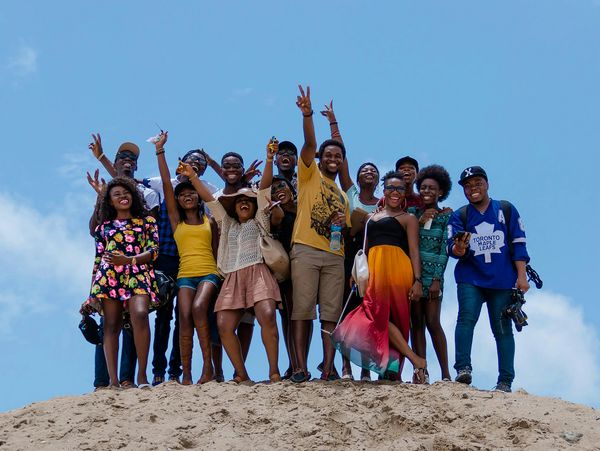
xmin=81 ymin=216 xmax=160 ymax=315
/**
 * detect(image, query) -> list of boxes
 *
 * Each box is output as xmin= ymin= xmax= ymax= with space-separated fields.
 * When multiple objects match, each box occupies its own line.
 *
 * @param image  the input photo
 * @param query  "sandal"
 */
xmin=269 ymin=373 xmax=282 ymax=383
xmin=120 ymin=380 xmax=137 ymax=389
xmin=152 ymin=376 xmax=165 ymax=387
xmin=413 ymin=368 xmax=427 ymax=384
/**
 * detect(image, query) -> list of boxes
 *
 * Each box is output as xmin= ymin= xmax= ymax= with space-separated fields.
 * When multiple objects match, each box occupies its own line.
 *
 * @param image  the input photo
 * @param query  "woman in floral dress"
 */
xmin=81 ymin=176 xmax=160 ymax=388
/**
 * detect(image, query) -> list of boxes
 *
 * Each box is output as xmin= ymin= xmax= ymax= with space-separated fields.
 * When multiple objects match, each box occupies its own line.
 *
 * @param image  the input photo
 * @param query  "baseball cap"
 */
xmin=395 ymin=156 xmax=419 ymax=172
xmin=117 ymin=142 xmax=140 ymax=158
xmin=458 ymin=166 xmax=488 ymax=186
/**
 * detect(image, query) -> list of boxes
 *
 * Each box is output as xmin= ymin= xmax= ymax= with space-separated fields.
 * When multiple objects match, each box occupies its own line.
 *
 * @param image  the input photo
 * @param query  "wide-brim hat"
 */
xmin=218 ymin=187 xmax=258 ymax=217
xmin=117 ymin=142 xmax=140 ymax=158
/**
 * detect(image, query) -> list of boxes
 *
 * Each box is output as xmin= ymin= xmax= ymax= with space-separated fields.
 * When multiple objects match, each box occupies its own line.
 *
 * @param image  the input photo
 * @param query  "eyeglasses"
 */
xmin=222 ymin=163 xmax=243 ymax=170
xmin=116 ymin=150 xmax=138 ymax=161
xmin=383 ymin=185 xmax=406 ymax=193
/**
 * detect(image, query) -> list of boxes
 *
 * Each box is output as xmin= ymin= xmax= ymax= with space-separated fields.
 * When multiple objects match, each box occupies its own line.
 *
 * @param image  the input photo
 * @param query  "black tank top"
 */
xmin=367 ymin=216 xmax=409 ymax=255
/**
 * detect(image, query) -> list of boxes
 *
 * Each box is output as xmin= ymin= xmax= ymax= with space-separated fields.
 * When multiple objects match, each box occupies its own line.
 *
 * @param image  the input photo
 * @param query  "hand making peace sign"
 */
xmin=296 ymin=85 xmax=312 ymax=116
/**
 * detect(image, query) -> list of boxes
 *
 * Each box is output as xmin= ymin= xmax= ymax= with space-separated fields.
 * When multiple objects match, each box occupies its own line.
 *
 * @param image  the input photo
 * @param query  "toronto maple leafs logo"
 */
xmin=469 ymin=222 xmax=505 ymax=263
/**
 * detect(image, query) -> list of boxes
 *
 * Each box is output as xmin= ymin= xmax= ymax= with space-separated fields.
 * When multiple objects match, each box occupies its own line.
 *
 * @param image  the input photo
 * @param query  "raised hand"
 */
xmin=267 ymin=137 xmax=279 ymax=160
xmin=296 ymin=85 xmax=313 ymax=116
xmin=320 ymin=100 xmax=337 ymax=123
xmin=177 ymin=160 xmax=197 ymax=178
xmin=89 ymin=133 xmax=103 ymax=159
xmin=86 ymin=169 xmax=106 ymax=195
xmin=155 ymin=131 xmax=168 ymax=150
xmin=242 ymin=159 xmax=263 ymax=184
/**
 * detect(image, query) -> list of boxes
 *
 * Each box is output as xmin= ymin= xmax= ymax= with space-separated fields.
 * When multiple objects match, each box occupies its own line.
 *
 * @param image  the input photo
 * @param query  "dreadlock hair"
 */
xmin=415 ymin=164 xmax=452 ymax=202
xmin=97 ymin=176 xmax=148 ymax=224
xmin=174 ymin=181 xmax=205 ymax=223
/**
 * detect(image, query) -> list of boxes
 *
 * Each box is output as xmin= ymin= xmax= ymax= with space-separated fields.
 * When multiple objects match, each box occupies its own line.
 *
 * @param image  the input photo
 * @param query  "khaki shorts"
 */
xmin=290 ymin=243 xmax=344 ymax=322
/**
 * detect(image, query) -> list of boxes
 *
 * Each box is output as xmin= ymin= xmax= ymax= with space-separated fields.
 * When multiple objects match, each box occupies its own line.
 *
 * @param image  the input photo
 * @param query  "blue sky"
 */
xmin=1 ymin=1 xmax=599 ymax=412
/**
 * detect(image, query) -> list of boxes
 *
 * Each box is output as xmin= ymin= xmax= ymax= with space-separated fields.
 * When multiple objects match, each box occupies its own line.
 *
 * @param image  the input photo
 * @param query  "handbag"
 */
xmin=351 ymin=217 xmax=371 ymax=297
xmin=141 ymin=218 xmax=176 ymax=308
xmin=257 ymin=220 xmax=290 ymax=283
xmin=154 ymin=269 xmax=177 ymax=307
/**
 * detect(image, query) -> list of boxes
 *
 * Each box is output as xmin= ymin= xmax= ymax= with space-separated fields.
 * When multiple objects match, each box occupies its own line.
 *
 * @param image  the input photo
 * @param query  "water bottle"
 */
xmin=330 ymin=224 xmax=342 ymax=251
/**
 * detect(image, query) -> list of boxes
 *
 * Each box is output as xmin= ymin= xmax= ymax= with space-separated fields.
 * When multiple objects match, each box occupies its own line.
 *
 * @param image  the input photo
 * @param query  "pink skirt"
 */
xmin=215 ymin=263 xmax=282 ymax=312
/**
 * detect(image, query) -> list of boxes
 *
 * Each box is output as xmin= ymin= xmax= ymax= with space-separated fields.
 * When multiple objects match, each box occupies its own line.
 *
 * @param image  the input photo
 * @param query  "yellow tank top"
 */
xmin=173 ymin=217 xmax=219 ymax=279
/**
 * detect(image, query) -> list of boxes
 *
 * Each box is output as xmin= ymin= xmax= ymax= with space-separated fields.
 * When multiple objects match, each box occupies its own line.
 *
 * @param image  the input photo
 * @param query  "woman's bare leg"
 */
xmin=217 ymin=309 xmax=248 ymax=381
xmin=103 ymin=299 xmax=124 ymax=387
xmin=425 ymin=299 xmax=451 ymax=380
xmin=388 ymin=321 xmax=427 ymax=378
xmin=128 ymin=295 xmax=151 ymax=386
xmin=254 ymin=299 xmax=280 ymax=381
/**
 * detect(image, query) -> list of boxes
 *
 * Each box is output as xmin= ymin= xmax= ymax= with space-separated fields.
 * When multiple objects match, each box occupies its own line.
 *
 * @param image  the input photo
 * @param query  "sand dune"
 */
xmin=1 ymin=380 xmax=598 ymax=450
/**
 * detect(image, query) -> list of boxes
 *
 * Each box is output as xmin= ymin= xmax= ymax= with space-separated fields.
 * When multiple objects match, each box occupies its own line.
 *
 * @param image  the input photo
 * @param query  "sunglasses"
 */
xmin=116 ymin=150 xmax=138 ymax=161
xmin=277 ymin=149 xmax=296 ymax=157
xmin=383 ymin=185 xmax=406 ymax=193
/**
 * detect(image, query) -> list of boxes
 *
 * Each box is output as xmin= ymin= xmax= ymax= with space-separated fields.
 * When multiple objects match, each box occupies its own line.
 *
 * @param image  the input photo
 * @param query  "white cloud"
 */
xmin=0 ymin=192 xmax=92 ymax=337
xmin=7 ymin=44 xmax=37 ymax=77
xmin=439 ymin=285 xmax=600 ymax=407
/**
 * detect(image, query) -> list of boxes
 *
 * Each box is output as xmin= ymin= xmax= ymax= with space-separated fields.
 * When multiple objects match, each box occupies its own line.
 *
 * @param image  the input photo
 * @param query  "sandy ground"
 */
xmin=0 ymin=380 xmax=598 ymax=450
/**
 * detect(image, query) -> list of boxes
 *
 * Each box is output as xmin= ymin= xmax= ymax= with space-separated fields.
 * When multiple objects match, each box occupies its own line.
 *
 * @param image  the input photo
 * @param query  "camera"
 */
xmin=504 ymin=289 xmax=528 ymax=332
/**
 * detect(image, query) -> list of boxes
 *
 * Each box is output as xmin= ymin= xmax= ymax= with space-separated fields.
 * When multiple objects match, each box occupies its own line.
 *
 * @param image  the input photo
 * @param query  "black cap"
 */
xmin=277 ymin=141 xmax=297 ymax=155
xmin=174 ymin=181 xmax=195 ymax=197
xmin=395 ymin=156 xmax=419 ymax=172
xmin=458 ymin=166 xmax=488 ymax=186
xmin=272 ymin=175 xmax=296 ymax=195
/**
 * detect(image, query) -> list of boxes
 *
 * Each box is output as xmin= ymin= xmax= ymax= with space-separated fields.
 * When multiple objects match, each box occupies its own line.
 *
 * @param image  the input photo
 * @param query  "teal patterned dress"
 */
xmin=408 ymin=207 xmax=451 ymax=299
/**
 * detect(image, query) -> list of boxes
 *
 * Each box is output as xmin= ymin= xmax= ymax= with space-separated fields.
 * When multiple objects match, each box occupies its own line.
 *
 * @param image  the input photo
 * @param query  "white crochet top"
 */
xmin=207 ymin=187 xmax=271 ymax=275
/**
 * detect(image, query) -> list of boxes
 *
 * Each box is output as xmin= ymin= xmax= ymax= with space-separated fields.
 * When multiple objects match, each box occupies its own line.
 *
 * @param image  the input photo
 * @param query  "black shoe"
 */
xmin=493 ymin=382 xmax=512 ymax=393
xmin=455 ymin=368 xmax=472 ymax=385
xmin=290 ymin=371 xmax=311 ymax=383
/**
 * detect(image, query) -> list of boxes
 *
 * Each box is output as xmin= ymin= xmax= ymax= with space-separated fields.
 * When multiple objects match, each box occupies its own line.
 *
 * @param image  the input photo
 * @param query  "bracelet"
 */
xmin=329 ymin=121 xmax=338 ymax=126
xmin=96 ymin=152 xmax=105 ymax=161
xmin=266 ymin=158 xmax=273 ymax=162
xmin=303 ymin=110 xmax=314 ymax=117
xmin=156 ymin=148 xmax=165 ymax=155
xmin=131 ymin=256 xmax=137 ymax=266
xmin=414 ymin=277 xmax=423 ymax=284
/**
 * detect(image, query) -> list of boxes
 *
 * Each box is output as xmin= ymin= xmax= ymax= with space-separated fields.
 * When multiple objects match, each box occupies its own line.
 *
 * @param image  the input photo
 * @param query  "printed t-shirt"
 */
xmin=447 ymin=199 xmax=530 ymax=290
xmin=291 ymin=159 xmax=350 ymax=257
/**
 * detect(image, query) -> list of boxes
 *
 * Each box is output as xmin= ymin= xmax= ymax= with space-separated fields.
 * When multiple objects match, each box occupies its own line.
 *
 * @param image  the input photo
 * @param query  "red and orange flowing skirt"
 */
xmin=332 ymin=244 xmax=412 ymax=376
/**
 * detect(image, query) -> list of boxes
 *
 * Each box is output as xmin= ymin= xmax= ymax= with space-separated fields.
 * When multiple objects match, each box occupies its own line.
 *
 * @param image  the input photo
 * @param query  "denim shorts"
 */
xmin=177 ymin=274 xmax=222 ymax=290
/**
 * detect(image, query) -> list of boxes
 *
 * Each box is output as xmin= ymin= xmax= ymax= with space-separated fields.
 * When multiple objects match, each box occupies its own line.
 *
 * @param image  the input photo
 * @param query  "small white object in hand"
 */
xmin=146 ymin=134 xmax=161 ymax=144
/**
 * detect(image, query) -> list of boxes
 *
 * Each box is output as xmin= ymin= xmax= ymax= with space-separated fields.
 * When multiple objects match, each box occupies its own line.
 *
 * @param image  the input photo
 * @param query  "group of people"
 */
xmin=80 ymin=85 xmax=531 ymax=393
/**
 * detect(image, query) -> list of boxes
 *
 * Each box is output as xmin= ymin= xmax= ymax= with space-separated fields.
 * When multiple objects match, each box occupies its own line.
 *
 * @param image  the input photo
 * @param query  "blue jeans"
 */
xmin=152 ymin=254 xmax=181 ymax=379
xmin=94 ymin=318 xmax=137 ymax=387
xmin=454 ymin=283 xmax=515 ymax=385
